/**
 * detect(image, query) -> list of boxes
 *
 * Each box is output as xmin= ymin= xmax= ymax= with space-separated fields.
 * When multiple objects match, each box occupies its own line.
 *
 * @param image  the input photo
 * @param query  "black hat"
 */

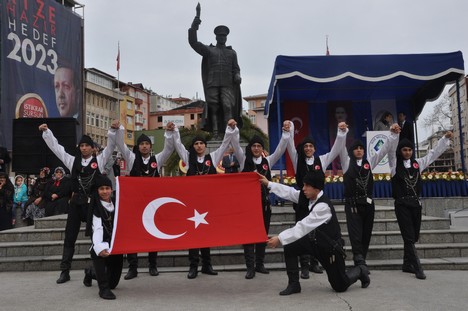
xmin=249 ymin=135 xmax=264 ymax=148
xmin=397 ymin=138 xmax=414 ymax=151
xmin=137 ymin=134 xmax=152 ymax=146
xmin=301 ymin=137 xmax=315 ymax=147
xmin=94 ymin=175 xmax=113 ymax=189
xmin=79 ymin=135 xmax=94 ymax=147
xmin=302 ymin=171 xmax=325 ymax=190
xmin=191 ymin=135 xmax=207 ymax=146
xmin=348 ymin=139 xmax=365 ymax=157
xmin=214 ymin=25 xmax=230 ymax=36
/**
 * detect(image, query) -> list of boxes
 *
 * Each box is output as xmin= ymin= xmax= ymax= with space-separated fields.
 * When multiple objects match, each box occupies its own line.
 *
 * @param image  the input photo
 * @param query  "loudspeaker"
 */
xmin=13 ymin=118 xmax=77 ymax=174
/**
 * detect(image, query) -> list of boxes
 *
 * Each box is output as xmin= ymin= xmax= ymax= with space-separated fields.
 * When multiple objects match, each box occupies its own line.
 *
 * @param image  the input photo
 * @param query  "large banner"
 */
xmin=0 ymin=0 xmax=83 ymax=148
xmin=110 ymin=173 xmax=267 ymax=254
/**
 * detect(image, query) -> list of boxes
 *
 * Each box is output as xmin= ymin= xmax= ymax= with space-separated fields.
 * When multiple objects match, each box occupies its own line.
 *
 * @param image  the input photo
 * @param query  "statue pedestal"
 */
xmin=207 ymin=140 xmax=248 ymax=153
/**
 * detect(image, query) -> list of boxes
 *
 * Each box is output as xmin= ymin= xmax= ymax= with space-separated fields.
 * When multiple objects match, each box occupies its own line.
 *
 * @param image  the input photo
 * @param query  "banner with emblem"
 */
xmin=110 ymin=173 xmax=267 ymax=254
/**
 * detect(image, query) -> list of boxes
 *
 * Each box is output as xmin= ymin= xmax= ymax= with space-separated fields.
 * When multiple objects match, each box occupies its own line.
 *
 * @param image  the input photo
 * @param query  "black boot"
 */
xmin=56 ymin=270 xmax=70 ymax=284
xmin=309 ymin=256 xmax=323 ymax=274
xmin=244 ymin=244 xmax=255 ymax=279
xmin=255 ymin=243 xmax=269 ymax=274
xmin=201 ymin=264 xmax=218 ymax=275
xmin=402 ymin=244 xmax=415 ymax=273
xmin=353 ymin=254 xmax=369 ymax=275
xmin=300 ymin=255 xmax=310 ymax=279
xmin=83 ymin=267 xmax=93 ymax=287
xmin=99 ymin=288 xmax=116 ymax=300
xmin=124 ymin=268 xmax=138 ymax=280
xmin=346 ymin=265 xmax=370 ymax=289
xmin=148 ymin=252 xmax=159 ymax=276
xmin=409 ymin=244 xmax=426 ymax=280
xmin=279 ymin=271 xmax=301 ymax=296
xmin=187 ymin=266 xmax=198 ymax=279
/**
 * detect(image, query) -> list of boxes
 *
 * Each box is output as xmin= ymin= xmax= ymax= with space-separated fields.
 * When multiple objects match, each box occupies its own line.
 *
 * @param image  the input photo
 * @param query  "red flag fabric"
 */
xmin=283 ymin=101 xmax=310 ymax=177
xmin=110 ymin=173 xmax=267 ymax=254
xmin=116 ymin=47 xmax=120 ymax=71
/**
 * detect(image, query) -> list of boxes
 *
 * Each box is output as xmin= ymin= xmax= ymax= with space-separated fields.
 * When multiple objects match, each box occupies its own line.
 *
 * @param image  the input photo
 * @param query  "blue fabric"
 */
xmin=266 ymin=52 xmax=465 ymax=167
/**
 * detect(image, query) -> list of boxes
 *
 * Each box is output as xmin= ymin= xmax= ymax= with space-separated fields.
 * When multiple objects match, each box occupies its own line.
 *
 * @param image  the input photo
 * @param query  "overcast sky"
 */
xmin=77 ymin=0 xmax=468 ymax=140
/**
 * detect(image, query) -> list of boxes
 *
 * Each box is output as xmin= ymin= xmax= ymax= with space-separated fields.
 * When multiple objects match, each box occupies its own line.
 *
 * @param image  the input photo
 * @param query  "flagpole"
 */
xmin=116 ymin=41 xmax=120 ymax=125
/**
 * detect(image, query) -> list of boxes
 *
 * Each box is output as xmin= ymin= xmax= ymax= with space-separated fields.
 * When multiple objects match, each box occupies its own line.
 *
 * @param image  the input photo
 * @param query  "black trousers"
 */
xmin=91 ymin=249 xmax=123 ymax=291
xmin=243 ymin=207 xmax=271 ymax=267
xmin=284 ymin=235 xmax=351 ymax=292
xmin=394 ymin=199 xmax=422 ymax=244
xmin=345 ymin=201 xmax=375 ymax=263
xmin=60 ymin=195 xmax=88 ymax=271
xmin=189 ymin=248 xmax=211 ymax=267
xmin=126 ymin=252 xmax=158 ymax=269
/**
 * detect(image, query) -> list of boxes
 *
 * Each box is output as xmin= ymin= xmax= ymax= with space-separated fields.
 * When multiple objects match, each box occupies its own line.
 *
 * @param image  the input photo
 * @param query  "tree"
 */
xmin=422 ymin=93 xmax=452 ymax=132
xmin=163 ymin=115 xmax=268 ymax=175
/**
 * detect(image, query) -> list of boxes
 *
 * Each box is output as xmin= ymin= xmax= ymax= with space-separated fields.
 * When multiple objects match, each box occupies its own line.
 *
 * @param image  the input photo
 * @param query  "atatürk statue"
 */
xmin=188 ymin=4 xmax=243 ymax=137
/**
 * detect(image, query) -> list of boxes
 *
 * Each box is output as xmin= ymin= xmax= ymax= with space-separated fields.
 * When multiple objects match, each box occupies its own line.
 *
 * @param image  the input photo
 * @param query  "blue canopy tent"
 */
xmin=264 ymin=51 xmax=465 ymax=172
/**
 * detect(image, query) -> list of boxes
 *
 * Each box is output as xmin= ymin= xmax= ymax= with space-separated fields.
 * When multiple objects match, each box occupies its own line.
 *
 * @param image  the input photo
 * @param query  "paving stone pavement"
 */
xmin=0 ymin=269 xmax=467 ymax=311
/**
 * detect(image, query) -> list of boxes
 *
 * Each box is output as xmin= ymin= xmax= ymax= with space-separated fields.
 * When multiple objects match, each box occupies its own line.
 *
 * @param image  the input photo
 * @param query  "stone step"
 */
xmin=33 ymin=205 xmax=403 ymax=229
xmin=1 ymin=233 xmax=467 ymax=261
xmin=268 ymin=216 xmax=451 ymax=234
xmin=271 ymin=205 xmax=399 ymax=222
xmin=1 ymin=245 xmax=468 ymax=272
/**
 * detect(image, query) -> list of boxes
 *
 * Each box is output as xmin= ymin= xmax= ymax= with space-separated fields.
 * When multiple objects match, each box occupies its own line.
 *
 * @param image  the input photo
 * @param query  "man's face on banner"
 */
xmin=335 ymin=107 xmax=347 ymax=123
xmin=54 ymin=67 xmax=77 ymax=117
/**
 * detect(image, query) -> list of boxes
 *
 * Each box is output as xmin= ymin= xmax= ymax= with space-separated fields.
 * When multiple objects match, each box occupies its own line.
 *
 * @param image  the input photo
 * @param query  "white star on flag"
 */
xmin=187 ymin=209 xmax=209 ymax=228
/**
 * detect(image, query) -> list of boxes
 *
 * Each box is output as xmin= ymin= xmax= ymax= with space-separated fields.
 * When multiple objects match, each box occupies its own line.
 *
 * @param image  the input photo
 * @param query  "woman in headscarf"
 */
xmin=24 ymin=167 xmax=52 ymax=224
xmin=43 ymin=166 xmax=72 ymax=216
xmin=0 ymin=172 xmax=14 ymax=231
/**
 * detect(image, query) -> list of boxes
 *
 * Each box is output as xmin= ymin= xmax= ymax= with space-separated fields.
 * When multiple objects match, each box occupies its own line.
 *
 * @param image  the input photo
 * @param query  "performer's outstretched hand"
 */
xmin=338 ymin=122 xmax=348 ymax=131
xmin=267 ymin=236 xmax=281 ymax=248
xmin=166 ymin=122 xmax=175 ymax=131
xmin=38 ymin=124 xmax=48 ymax=131
xmin=445 ymin=131 xmax=453 ymax=139
xmin=228 ymin=119 xmax=237 ymax=129
xmin=282 ymin=120 xmax=291 ymax=132
xmin=390 ymin=123 xmax=401 ymax=134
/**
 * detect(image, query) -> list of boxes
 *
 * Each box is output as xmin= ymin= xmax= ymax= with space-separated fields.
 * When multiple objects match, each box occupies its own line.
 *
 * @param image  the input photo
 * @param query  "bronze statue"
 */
xmin=188 ymin=3 xmax=243 ymax=137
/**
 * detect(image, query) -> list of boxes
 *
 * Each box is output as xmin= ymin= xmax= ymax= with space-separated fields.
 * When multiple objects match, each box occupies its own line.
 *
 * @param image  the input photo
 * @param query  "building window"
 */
xmin=249 ymin=114 xmax=256 ymax=124
xmin=190 ymin=114 xmax=194 ymax=120
xmin=126 ymin=116 xmax=133 ymax=125
xmin=158 ymin=116 xmax=162 ymax=122
xmin=127 ymin=100 xmax=133 ymax=110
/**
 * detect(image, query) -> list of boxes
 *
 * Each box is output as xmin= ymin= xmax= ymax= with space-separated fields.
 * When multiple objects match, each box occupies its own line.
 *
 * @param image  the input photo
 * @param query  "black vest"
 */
xmin=343 ymin=159 xmax=374 ymax=198
xmin=71 ymin=157 xmax=101 ymax=195
xmin=130 ymin=155 xmax=160 ymax=177
xmin=391 ymin=158 xmax=422 ymax=199
xmin=296 ymin=156 xmax=324 ymax=189
xmin=243 ymin=157 xmax=271 ymax=207
xmin=187 ymin=154 xmax=217 ymax=176
xmin=298 ymin=193 xmax=342 ymax=249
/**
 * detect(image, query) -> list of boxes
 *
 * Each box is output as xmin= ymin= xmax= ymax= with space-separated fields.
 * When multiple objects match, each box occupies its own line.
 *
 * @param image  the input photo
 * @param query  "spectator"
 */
xmin=0 ymin=172 xmax=14 ymax=231
xmin=24 ymin=167 xmax=52 ymax=225
xmin=43 ymin=167 xmax=72 ymax=216
xmin=12 ymin=175 xmax=28 ymax=226
xmin=0 ymin=146 xmax=11 ymax=173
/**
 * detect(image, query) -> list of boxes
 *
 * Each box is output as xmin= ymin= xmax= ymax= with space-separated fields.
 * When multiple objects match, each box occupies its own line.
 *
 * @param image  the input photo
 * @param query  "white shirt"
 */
xmin=267 ymin=182 xmax=332 ymax=246
xmin=92 ymin=200 xmax=115 ymax=255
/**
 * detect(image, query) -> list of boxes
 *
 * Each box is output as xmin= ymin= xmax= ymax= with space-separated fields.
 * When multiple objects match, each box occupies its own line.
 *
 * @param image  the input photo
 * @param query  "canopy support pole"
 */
xmin=456 ymin=79 xmax=466 ymax=173
xmin=276 ymin=86 xmax=284 ymax=182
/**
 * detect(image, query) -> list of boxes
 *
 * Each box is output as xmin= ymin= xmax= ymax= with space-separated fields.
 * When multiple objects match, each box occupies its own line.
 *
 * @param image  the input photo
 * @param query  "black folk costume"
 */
xmin=42 ymin=128 xmax=117 ymax=284
xmin=388 ymin=137 xmax=450 ymax=280
xmin=268 ymin=172 xmax=370 ymax=295
xmin=115 ymin=130 xmax=176 ymax=279
xmin=339 ymin=133 xmax=398 ymax=267
xmin=89 ymin=176 xmax=123 ymax=300
xmin=0 ymin=172 xmax=14 ymax=231
xmin=173 ymin=127 xmax=236 ymax=279
xmin=286 ymin=123 xmax=347 ymax=277
xmin=231 ymin=131 xmax=289 ymax=279
xmin=43 ymin=167 xmax=72 ymax=216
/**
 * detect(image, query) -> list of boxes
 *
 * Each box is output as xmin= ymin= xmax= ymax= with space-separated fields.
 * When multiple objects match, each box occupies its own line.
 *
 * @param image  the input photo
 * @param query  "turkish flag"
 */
xmin=283 ymin=101 xmax=310 ymax=177
xmin=110 ymin=173 xmax=267 ymax=254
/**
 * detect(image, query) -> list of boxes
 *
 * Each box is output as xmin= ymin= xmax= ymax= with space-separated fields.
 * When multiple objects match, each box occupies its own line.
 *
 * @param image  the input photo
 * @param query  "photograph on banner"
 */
xmin=0 ymin=0 xmax=83 ymax=148
xmin=328 ymin=101 xmax=354 ymax=173
xmin=367 ymin=131 xmax=390 ymax=174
